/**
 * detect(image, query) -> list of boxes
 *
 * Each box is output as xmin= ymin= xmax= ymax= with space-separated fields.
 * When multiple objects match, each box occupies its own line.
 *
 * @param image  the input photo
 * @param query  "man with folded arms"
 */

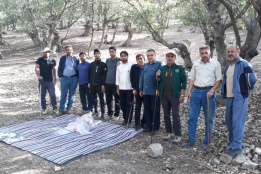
xmin=182 ymin=45 xmax=222 ymax=150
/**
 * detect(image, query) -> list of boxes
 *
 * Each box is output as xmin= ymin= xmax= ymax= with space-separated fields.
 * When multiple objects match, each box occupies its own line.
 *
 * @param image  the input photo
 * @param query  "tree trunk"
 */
xmin=203 ymin=1 xmax=227 ymax=70
xmin=122 ymin=26 xmax=133 ymax=47
xmin=98 ymin=23 xmax=107 ymax=49
xmin=0 ymin=51 xmax=4 ymax=59
xmin=28 ymin=28 xmax=43 ymax=47
xmin=0 ymin=30 xmax=3 ymax=45
xmin=87 ymin=28 xmax=95 ymax=58
xmin=52 ymin=32 xmax=63 ymax=53
xmin=107 ymin=21 xmax=119 ymax=44
xmin=83 ymin=20 xmax=92 ymax=37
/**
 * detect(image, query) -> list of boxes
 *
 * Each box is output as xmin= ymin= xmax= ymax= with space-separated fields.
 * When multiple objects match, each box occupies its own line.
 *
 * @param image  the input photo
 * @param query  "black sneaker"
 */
xmin=120 ymin=121 xmax=127 ymax=126
xmin=100 ymin=115 xmax=105 ymax=120
xmin=135 ymin=125 xmax=142 ymax=130
xmin=182 ymin=140 xmax=195 ymax=148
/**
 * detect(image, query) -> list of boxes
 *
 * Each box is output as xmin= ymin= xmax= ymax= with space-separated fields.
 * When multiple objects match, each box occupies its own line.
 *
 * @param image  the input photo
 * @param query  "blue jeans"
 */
xmin=79 ymin=83 xmax=93 ymax=111
xmin=225 ymin=97 xmax=248 ymax=150
xmin=59 ymin=76 xmax=78 ymax=111
xmin=188 ymin=88 xmax=216 ymax=143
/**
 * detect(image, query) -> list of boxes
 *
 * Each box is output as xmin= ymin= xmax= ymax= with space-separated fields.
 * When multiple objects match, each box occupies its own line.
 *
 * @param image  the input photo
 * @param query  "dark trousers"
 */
xmin=39 ymin=80 xmax=57 ymax=110
xmin=90 ymin=84 xmax=105 ymax=115
xmin=105 ymin=83 xmax=120 ymax=116
xmin=79 ymin=83 xmax=93 ymax=111
xmin=162 ymin=96 xmax=181 ymax=136
xmin=143 ymin=95 xmax=160 ymax=131
xmin=134 ymin=90 xmax=146 ymax=126
xmin=120 ymin=90 xmax=133 ymax=123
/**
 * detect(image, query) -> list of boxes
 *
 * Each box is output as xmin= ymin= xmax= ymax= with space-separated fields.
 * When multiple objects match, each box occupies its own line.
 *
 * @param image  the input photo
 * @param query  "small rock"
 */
xmin=250 ymin=145 xmax=255 ymax=150
xmin=247 ymin=153 xmax=253 ymax=159
xmin=243 ymin=147 xmax=250 ymax=154
xmin=212 ymin=158 xmax=220 ymax=166
xmin=253 ymin=170 xmax=260 ymax=174
xmin=252 ymin=154 xmax=259 ymax=163
xmin=220 ymin=153 xmax=233 ymax=164
xmin=254 ymin=147 xmax=261 ymax=155
xmin=147 ymin=143 xmax=163 ymax=157
xmin=242 ymin=143 xmax=250 ymax=147
xmin=232 ymin=153 xmax=246 ymax=164
xmin=54 ymin=166 xmax=62 ymax=171
xmin=241 ymin=160 xmax=258 ymax=169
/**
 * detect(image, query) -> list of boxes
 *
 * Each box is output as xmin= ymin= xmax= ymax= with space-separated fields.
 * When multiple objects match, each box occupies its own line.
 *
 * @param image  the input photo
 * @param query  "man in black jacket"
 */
xmin=88 ymin=49 xmax=107 ymax=119
xmin=130 ymin=54 xmax=146 ymax=130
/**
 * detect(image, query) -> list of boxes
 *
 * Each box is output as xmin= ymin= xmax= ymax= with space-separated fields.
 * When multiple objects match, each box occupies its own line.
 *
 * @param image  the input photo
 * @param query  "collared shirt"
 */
xmin=36 ymin=57 xmax=56 ymax=81
xmin=63 ymin=56 xmax=77 ymax=76
xmin=78 ymin=61 xmax=91 ymax=85
xmin=188 ymin=59 xmax=222 ymax=87
xmin=226 ymin=64 xmax=235 ymax=97
xmin=139 ymin=61 xmax=162 ymax=95
xmin=105 ymin=57 xmax=121 ymax=84
xmin=116 ymin=62 xmax=133 ymax=90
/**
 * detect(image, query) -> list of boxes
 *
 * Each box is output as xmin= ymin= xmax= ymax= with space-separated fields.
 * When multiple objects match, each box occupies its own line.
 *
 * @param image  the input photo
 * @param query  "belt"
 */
xmin=63 ymin=75 xmax=76 ymax=78
xmin=194 ymin=85 xmax=213 ymax=90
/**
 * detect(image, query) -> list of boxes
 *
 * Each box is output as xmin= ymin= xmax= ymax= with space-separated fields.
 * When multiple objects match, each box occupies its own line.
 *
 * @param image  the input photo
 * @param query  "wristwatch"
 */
xmin=211 ymin=90 xmax=215 ymax=93
xmin=181 ymin=94 xmax=185 ymax=97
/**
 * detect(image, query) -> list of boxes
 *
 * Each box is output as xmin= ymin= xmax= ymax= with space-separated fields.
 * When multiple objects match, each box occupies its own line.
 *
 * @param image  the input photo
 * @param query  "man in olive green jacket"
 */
xmin=156 ymin=51 xmax=187 ymax=144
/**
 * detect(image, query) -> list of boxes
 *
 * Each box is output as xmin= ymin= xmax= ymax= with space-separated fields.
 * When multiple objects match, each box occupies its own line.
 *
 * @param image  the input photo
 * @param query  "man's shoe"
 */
xmin=120 ymin=121 xmax=127 ymax=126
xmin=104 ymin=115 xmax=112 ymax=120
xmin=143 ymin=128 xmax=151 ymax=132
xmin=162 ymin=133 xmax=174 ymax=141
xmin=141 ymin=123 xmax=146 ymax=129
xmin=126 ymin=124 xmax=132 ymax=128
xmin=58 ymin=111 xmax=67 ymax=116
xmin=135 ymin=125 xmax=142 ymax=130
xmin=92 ymin=112 xmax=99 ymax=118
xmin=172 ymin=136 xmax=182 ymax=145
xmin=113 ymin=116 xmax=119 ymax=121
xmin=203 ymin=143 xmax=209 ymax=150
xmin=78 ymin=110 xmax=88 ymax=115
xmin=182 ymin=140 xmax=195 ymax=148
xmin=100 ymin=115 xmax=105 ymax=120
xmin=151 ymin=130 xmax=158 ymax=136
xmin=53 ymin=109 xmax=59 ymax=115
xmin=42 ymin=109 xmax=47 ymax=115
xmin=66 ymin=108 xmax=71 ymax=114
xmin=224 ymin=148 xmax=242 ymax=157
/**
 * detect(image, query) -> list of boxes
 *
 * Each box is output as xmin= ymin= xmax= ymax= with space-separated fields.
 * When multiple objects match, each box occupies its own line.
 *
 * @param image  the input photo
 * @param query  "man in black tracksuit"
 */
xmin=88 ymin=49 xmax=107 ymax=119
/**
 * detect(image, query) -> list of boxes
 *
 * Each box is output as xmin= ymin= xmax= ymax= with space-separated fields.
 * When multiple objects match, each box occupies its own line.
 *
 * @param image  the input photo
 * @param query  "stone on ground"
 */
xmin=232 ymin=153 xmax=246 ymax=164
xmin=241 ymin=160 xmax=258 ymax=169
xmin=220 ymin=153 xmax=233 ymax=164
xmin=147 ymin=143 xmax=163 ymax=157
xmin=254 ymin=147 xmax=261 ymax=155
xmin=212 ymin=158 xmax=220 ymax=166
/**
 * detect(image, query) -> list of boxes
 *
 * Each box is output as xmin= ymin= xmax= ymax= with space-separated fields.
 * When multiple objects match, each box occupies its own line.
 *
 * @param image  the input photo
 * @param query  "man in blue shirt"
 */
xmin=139 ymin=49 xmax=162 ymax=134
xmin=58 ymin=45 xmax=79 ymax=115
xmin=78 ymin=52 xmax=93 ymax=115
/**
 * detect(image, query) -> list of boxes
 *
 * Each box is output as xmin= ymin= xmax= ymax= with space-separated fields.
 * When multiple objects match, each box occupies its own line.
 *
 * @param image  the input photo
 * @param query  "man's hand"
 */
xmin=54 ymin=78 xmax=57 ymax=84
xmin=133 ymin=90 xmax=137 ymax=96
xmin=186 ymin=91 xmax=191 ymax=100
xmin=117 ymin=88 xmax=120 ymax=95
xmin=156 ymin=90 xmax=160 ymax=97
xmin=38 ymin=76 xmax=43 ymax=80
xmin=156 ymin=70 xmax=161 ymax=80
xmin=117 ymin=61 xmax=121 ymax=66
xmin=88 ymin=83 xmax=90 ymax=88
xmin=179 ymin=96 xmax=185 ymax=103
xmin=207 ymin=90 xmax=214 ymax=99
xmin=139 ymin=91 xmax=143 ymax=97
xmin=102 ymin=85 xmax=105 ymax=91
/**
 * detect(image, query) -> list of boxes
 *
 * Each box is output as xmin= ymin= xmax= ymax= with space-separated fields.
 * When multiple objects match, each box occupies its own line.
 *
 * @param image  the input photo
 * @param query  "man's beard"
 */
xmin=122 ymin=59 xmax=127 ymax=63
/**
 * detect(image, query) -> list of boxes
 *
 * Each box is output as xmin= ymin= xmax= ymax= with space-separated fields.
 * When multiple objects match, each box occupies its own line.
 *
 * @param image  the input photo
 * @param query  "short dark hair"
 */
xmin=199 ymin=45 xmax=210 ymax=52
xmin=94 ymin=49 xmax=100 ymax=54
xmin=147 ymin=49 xmax=156 ymax=54
xmin=109 ymin=46 xmax=116 ymax=52
xmin=120 ymin=51 xmax=128 ymax=56
xmin=79 ymin=52 xmax=86 ymax=56
xmin=136 ymin=54 xmax=145 ymax=60
xmin=65 ymin=45 xmax=73 ymax=50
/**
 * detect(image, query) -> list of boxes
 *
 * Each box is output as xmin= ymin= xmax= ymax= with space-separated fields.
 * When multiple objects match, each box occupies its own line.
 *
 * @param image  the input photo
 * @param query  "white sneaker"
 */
xmin=113 ymin=116 xmax=119 ymax=121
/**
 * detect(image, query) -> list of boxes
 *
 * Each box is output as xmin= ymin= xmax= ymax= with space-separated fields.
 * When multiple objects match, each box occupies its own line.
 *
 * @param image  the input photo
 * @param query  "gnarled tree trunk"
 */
xmin=83 ymin=20 xmax=92 ymax=37
xmin=122 ymin=25 xmax=133 ymax=47
xmin=28 ymin=28 xmax=43 ymax=47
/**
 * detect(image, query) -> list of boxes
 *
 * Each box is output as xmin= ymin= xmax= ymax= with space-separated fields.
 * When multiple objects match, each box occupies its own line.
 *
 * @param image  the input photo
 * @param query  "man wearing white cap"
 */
xmin=156 ymin=51 xmax=187 ymax=144
xmin=35 ymin=47 xmax=59 ymax=115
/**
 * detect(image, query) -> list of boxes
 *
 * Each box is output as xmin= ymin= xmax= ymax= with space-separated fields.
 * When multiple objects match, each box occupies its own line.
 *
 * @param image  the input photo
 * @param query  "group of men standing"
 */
xmin=35 ymin=44 xmax=257 ymax=156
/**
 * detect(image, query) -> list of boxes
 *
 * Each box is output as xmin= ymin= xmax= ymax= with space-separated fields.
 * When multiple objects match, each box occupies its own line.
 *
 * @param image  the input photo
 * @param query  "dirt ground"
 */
xmin=0 ymin=21 xmax=260 ymax=174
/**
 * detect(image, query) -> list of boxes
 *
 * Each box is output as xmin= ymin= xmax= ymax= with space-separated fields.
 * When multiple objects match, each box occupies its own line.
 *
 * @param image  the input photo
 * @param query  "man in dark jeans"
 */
xmin=104 ymin=46 xmax=121 ymax=121
xmin=156 ymin=51 xmax=187 ymax=144
xmin=139 ymin=49 xmax=162 ymax=134
xmin=35 ymin=47 xmax=59 ymax=115
xmin=78 ymin=52 xmax=92 ymax=115
xmin=88 ymin=49 xmax=107 ymax=119
xmin=130 ymin=54 xmax=146 ymax=130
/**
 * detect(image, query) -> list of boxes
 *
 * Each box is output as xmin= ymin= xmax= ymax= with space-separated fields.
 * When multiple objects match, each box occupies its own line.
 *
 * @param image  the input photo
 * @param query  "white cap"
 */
xmin=166 ymin=50 xmax=177 ymax=56
xmin=42 ymin=47 xmax=51 ymax=52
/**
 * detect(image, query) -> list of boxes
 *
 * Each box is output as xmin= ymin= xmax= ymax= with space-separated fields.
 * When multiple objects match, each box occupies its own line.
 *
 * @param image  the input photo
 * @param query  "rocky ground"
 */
xmin=0 ymin=21 xmax=260 ymax=173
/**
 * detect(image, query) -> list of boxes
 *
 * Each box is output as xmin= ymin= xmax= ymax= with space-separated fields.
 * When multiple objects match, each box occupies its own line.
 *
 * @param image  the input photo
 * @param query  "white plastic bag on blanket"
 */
xmin=65 ymin=113 xmax=94 ymax=135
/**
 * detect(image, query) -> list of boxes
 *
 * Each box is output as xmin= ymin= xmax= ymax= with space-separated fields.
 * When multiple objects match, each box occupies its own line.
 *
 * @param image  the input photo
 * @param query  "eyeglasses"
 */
xmin=137 ymin=58 xmax=144 ymax=60
xmin=94 ymin=53 xmax=100 ymax=55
